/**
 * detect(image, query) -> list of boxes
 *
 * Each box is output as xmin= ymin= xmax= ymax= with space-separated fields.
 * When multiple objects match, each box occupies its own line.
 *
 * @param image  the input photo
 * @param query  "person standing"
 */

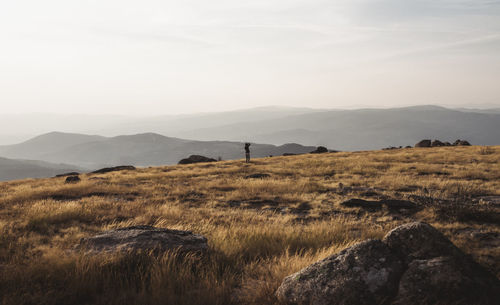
xmin=245 ymin=143 xmax=251 ymax=163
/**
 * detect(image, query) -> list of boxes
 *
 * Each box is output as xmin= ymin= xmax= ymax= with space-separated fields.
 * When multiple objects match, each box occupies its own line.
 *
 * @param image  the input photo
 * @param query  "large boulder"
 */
xmin=415 ymin=140 xmax=431 ymax=148
xmin=275 ymin=240 xmax=404 ymax=305
xmin=276 ymin=222 xmax=500 ymax=305
xmin=178 ymin=155 xmax=217 ymax=165
xmin=79 ymin=225 xmax=208 ymax=253
xmin=394 ymin=256 xmax=499 ymax=305
xmin=382 ymin=222 xmax=463 ymax=262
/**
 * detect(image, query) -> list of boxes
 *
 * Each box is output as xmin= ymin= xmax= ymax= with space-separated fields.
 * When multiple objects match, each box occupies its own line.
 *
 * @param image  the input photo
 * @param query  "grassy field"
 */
xmin=1 ymin=146 xmax=499 ymax=305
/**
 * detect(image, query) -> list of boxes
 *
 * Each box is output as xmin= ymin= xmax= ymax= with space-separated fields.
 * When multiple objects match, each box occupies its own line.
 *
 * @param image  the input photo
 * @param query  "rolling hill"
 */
xmin=0 ymin=132 xmax=317 ymax=170
xmin=0 ymin=157 xmax=84 ymax=181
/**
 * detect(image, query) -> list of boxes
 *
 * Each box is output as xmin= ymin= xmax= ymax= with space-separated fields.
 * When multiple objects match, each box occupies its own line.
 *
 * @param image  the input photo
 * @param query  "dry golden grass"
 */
xmin=0 ymin=146 xmax=499 ymax=305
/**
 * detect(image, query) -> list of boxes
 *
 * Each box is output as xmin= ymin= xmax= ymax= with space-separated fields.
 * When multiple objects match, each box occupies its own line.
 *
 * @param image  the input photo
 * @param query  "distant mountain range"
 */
xmin=1 ymin=105 xmax=500 ymax=181
xmin=0 ymin=132 xmax=316 ymax=174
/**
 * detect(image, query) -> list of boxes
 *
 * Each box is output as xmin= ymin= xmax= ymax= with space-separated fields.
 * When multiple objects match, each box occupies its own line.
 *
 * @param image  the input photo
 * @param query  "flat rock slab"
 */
xmin=79 ymin=225 xmax=208 ymax=253
xmin=91 ymin=166 xmax=136 ymax=174
xmin=341 ymin=198 xmax=417 ymax=211
xmin=276 ymin=222 xmax=500 ymax=305
xmin=244 ymin=173 xmax=271 ymax=179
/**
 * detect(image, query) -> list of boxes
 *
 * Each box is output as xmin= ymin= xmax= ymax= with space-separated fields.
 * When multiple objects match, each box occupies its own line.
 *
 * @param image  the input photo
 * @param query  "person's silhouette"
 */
xmin=245 ymin=143 xmax=251 ymax=163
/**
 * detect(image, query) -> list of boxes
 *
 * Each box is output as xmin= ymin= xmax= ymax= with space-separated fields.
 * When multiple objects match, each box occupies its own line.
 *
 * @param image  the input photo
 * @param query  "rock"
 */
xmin=79 ymin=225 xmax=208 ymax=253
xmin=310 ymin=146 xmax=328 ymax=154
xmin=414 ymin=139 xmax=431 ymax=147
xmin=283 ymin=153 xmax=299 ymax=156
xmin=65 ymin=175 xmax=81 ymax=184
xmin=444 ymin=141 xmax=452 ymax=146
xmin=91 ymin=166 xmax=136 ymax=174
xmin=244 ymin=173 xmax=270 ymax=179
xmin=405 ymin=146 xmax=412 ymax=149
xmin=382 ymin=222 xmax=463 ymax=262
xmin=453 ymin=139 xmax=471 ymax=146
xmin=394 ymin=256 xmax=500 ymax=305
xmin=431 ymin=140 xmax=445 ymax=147
xmin=277 ymin=222 xmax=500 ymax=305
xmin=178 ymin=155 xmax=217 ymax=165
xmin=55 ymin=172 xmax=80 ymax=177
xmin=341 ymin=198 xmax=417 ymax=211
xmin=275 ymin=240 xmax=404 ymax=305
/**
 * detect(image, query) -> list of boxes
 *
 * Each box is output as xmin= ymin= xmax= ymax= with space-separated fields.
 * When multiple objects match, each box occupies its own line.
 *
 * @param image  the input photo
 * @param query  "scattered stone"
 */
xmin=415 ymin=139 xmax=431 ymax=147
xmin=431 ymin=139 xmax=445 ymax=147
xmin=65 ymin=175 xmax=81 ymax=184
xmin=310 ymin=146 xmax=328 ymax=154
xmin=55 ymin=172 xmax=80 ymax=177
xmin=244 ymin=173 xmax=271 ymax=179
xmin=78 ymin=225 xmax=208 ymax=253
xmin=178 ymin=155 xmax=217 ymax=165
xmin=277 ymin=222 xmax=500 ymax=305
xmin=91 ymin=166 xmax=136 ymax=174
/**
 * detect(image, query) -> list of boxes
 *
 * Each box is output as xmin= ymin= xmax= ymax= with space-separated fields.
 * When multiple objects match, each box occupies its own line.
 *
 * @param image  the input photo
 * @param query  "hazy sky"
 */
xmin=1 ymin=0 xmax=499 ymax=114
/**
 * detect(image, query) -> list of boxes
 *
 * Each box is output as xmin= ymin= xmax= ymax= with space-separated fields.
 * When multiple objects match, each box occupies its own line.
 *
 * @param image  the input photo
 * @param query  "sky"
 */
xmin=1 ymin=0 xmax=499 ymax=115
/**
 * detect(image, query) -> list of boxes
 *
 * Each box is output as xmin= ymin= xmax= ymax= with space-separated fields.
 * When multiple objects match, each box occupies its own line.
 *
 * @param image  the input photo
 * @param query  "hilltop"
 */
xmin=0 ymin=146 xmax=499 ymax=304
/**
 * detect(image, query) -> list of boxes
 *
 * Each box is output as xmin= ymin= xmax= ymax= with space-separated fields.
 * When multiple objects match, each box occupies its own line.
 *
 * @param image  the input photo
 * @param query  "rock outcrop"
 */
xmin=78 ymin=225 xmax=208 ymax=253
xmin=276 ymin=222 xmax=500 ymax=305
xmin=91 ymin=166 xmax=136 ymax=174
xmin=453 ymin=139 xmax=471 ymax=146
xmin=245 ymin=173 xmax=271 ymax=179
xmin=65 ymin=175 xmax=81 ymax=183
xmin=431 ymin=140 xmax=445 ymax=147
xmin=310 ymin=146 xmax=329 ymax=154
xmin=178 ymin=155 xmax=217 ymax=165
xmin=414 ymin=140 xmax=431 ymax=147
xmin=55 ymin=172 xmax=80 ymax=177
xmin=341 ymin=198 xmax=417 ymax=211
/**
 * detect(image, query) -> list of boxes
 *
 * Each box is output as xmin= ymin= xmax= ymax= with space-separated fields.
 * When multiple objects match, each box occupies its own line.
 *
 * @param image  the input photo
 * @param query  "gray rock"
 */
xmin=431 ymin=140 xmax=445 ymax=147
xmin=91 ymin=165 xmax=136 ymax=174
xmin=394 ymin=256 xmax=500 ymax=305
xmin=277 ymin=222 xmax=500 ymax=305
xmin=178 ymin=155 xmax=217 ymax=165
xmin=415 ymin=140 xmax=431 ymax=148
xmin=341 ymin=198 xmax=417 ymax=211
xmin=310 ymin=146 xmax=329 ymax=154
xmin=382 ymin=222 xmax=463 ymax=262
xmin=79 ymin=225 xmax=208 ymax=253
xmin=275 ymin=240 xmax=404 ymax=305
xmin=244 ymin=173 xmax=271 ymax=179
xmin=65 ymin=175 xmax=81 ymax=183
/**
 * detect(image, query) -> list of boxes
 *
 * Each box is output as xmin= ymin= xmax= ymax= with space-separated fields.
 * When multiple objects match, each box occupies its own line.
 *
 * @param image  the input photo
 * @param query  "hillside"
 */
xmin=0 ymin=132 xmax=317 ymax=170
xmin=0 ymin=157 xmax=83 ymax=181
xmin=0 ymin=146 xmax=498 ymax=305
